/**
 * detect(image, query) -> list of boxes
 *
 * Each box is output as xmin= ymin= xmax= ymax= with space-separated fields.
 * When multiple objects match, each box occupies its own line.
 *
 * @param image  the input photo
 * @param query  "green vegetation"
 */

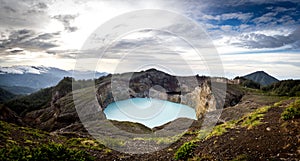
xmin=133 ymin=135 xmax=181 ymax=145
xmin=205 ymin=120 xmax=237 ymax=139
xmin=0 ymin=121 xmax=99 ymax=161
xmin=174 ymin=141 xmax=197 ymax=160
xmin=0 ymin=88 xmax=16 ymax=103
xmin=241 ymin=106 xmax=272 ymax=129
xmin=281 ymin=99 xmax=300 ymax=120
xmin=234 ymin=77 xmax=261 ymax=89
xmin=0 ymin=143 xmax=94 ymax=161
xmin=53 ymin=77 xmax=73 ymax=96
xmin=262 ymin=80 xmax=300 ymax=96
xmin=241 ymin=79 xmax=261 ymax=89
xmin=231 ymin=154 xmax=250 ymax=161
xmin=4 ymin=77 xmax=73 ymax=116
xmin=67 ymin=137 xmax=105 ymax=150
xmin=5 ymin=87 xmax=52 ymax=115
xmin=19 ymin=126 xmax=48 ymax=139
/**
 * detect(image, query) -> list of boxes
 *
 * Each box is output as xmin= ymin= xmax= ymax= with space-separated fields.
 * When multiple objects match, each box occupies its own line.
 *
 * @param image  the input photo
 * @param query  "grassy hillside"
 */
xmin=0 ymin=120 xmax=115 ymax=161
xmin=262 ymin=79 xmax=300 ymax=96
xmin=0 ymin=88 xmax=16 ymax=103
xmin=4 ymin=77 xmax=74 ymax=116
xmin=5 ymin=87 xmax=53 ymax=116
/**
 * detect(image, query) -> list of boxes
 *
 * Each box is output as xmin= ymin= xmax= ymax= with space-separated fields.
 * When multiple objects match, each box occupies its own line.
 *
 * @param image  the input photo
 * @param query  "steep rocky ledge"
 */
xmin=96 ymin=69 xmax=243 ymax=119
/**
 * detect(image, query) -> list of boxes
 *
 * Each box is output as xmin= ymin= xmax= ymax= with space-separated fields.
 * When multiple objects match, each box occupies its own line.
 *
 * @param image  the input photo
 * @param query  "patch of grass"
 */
xmin=174 ymin=141 xmax=197 ymax=160
xmin=133 ymin=135 xmax=180 ymax=145
xmin=196 ymin=130 xmax=210 ymax=140
xmin=6 ymin=139 xmax=18 ymax=145
xmin=101 ymin=137 xmax=126 ymax=147
xmin=104 ymin=148 xmax=112 ymax=154
xmin=281 ymin=99 xmax=300 ymax=120
xmin=241 ymin=106 xmax=272 ymax=129
xmin=206 ymin=125 xmax=227 ymax=139
xmin=0 ymin=143 xmax=94 ymax=161
xmin=274 ymin=100 xmax=284 ymax=107
xmin=66 ymin=138 xmax=104 ymax=151
xmin=19 ymin=126 xmax=48 ymax=139
xmin=0 ymin=122 xmax=10 ymax=140
xmin=231 ymin=154 xmax=249 ymax=161
xmin=204 ymin=120 xmax=237 ymax=140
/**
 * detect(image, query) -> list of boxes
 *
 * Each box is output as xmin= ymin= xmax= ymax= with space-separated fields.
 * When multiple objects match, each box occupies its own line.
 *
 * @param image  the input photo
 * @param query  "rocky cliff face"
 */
xmin=96 ymin=69 xmax=240 ymax=119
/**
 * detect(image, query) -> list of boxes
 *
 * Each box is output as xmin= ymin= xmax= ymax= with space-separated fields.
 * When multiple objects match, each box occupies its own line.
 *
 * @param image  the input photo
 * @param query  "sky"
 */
xmin=0 ymin=0 xmax=299 ymax=79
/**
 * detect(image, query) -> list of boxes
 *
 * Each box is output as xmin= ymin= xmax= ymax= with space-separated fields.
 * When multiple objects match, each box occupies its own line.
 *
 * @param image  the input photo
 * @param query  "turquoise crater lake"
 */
xmin=103 ymin=98 xmax=196 ymax=128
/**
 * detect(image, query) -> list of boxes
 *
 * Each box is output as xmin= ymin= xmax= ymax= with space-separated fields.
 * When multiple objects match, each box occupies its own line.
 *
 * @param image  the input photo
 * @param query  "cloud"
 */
xmin=0 ymin=29 xmax=60 ymax=51
xmin=220 ymin=25 xmax=232 ymax=32
xmin=53 ymin=14 xmax=79 ymax=32
xmin=230 ymin=27 xmax=300 ymax=49
xmin=0 ymin=0 xmax=50 ymax=29
xmin=252 ymin=12 xmax=277 ymax=24
xmin=202 ymin=12 xmax=253 ymax=22
xmin=6 ymin=47 xmax=24 ymax=53
xmin=45 ymin=49 xmax=78 ymax=59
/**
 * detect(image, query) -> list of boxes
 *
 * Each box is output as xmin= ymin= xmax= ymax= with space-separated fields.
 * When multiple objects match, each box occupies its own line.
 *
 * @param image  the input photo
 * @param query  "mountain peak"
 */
xmin=253 ymin=71 xmax=268 ymax=74
xmin=243 ymin=71 xmax=279 ymax=86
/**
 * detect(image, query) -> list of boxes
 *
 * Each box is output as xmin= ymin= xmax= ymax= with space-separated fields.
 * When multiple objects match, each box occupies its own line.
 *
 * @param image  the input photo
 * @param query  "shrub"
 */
xmin=174 ymin=141 xmax=197 ymax=160
xmin=281 ymin=100 xmax=300 ymax=120
xmin=0 ymin=143 xmax=94 ymax=161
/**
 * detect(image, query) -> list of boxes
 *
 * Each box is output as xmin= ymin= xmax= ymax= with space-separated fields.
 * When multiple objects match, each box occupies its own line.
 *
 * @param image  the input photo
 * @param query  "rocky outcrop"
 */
xmin=0 ymin=105 xmax=24 ymax=125
xmin=96 ymin=69 xmax=243 ymax=119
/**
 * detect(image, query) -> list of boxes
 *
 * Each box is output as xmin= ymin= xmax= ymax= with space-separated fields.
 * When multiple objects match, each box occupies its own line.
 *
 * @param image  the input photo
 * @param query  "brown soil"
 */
xmin=193 ymin=100 xmax=300 ymax=161
xmin=90 ymin=97 xmax=300 ymax=161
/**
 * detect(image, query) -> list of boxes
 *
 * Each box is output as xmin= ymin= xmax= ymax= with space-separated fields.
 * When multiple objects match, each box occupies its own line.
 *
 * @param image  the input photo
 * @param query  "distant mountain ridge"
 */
xmin=243 ymin=71 xmax=279 ymax=86
xmin=0 ymin=66 xmax=108 ymax=92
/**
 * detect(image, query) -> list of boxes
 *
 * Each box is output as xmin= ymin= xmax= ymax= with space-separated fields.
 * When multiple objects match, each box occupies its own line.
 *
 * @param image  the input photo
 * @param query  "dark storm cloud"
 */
xmin=232 ymin=27 xmax=300 ymax=49
xmin=0 ymin=29 xmax=60 ymax=51
xmin=53 ymin=14 xmax=79 ymax=32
